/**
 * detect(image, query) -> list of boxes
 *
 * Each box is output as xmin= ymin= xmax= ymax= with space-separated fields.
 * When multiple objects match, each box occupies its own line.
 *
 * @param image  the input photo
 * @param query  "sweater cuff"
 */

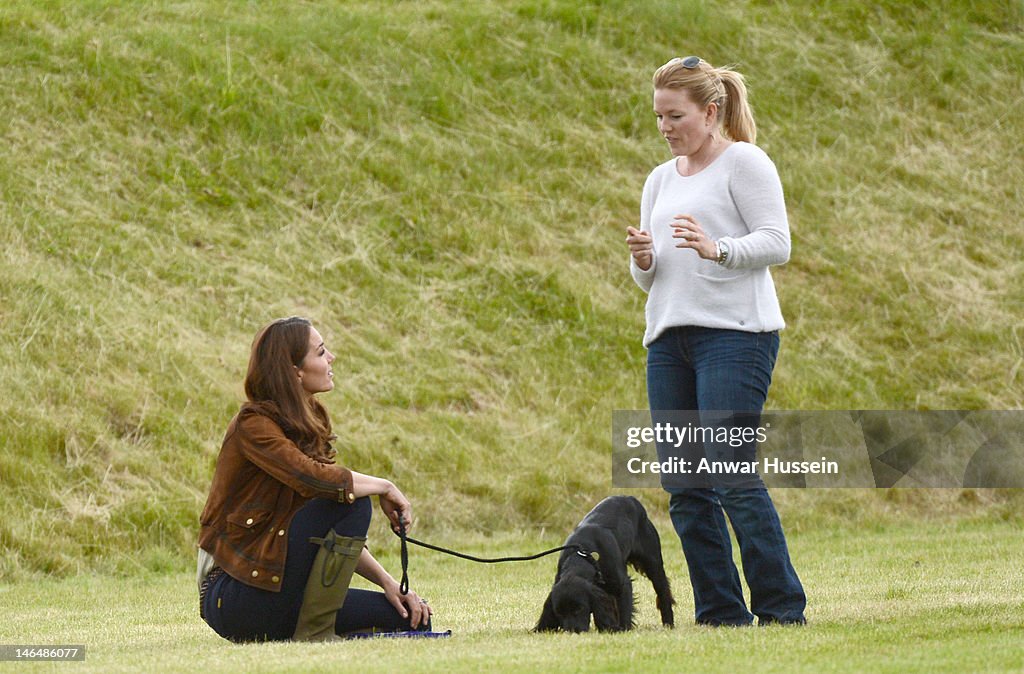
xmin=630 ymin=256 xmax=657 ymax=291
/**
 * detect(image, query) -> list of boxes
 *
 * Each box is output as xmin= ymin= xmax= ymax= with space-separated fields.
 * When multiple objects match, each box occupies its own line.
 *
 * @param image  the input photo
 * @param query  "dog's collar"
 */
xmin=573 ymin=547 xmax=604 ymax=583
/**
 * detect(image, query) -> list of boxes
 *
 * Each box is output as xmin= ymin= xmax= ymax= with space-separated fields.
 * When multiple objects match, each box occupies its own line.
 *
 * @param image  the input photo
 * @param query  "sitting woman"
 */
xmin=197 ymin=316 xmax=433 ymax=641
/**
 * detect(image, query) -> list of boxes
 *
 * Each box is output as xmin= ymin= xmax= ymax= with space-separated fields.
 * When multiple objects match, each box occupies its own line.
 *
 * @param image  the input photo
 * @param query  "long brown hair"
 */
xmin=653 ymin=57 xmax=756 ymax=144
xmin=243 ymin=316 xmax=332 ymax=455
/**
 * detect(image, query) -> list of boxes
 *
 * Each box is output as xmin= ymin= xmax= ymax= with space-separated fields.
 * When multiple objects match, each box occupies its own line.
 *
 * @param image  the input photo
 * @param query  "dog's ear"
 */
xmin=590 ymin=585 xmax=621 ymax=632
xmin=535 ymin=593 xmax=559 ymax=632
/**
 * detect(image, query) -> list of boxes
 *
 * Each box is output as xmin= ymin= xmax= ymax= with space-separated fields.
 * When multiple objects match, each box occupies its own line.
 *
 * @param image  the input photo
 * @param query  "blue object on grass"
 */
xmin=345 ymin=629 xmax=452 ymax=640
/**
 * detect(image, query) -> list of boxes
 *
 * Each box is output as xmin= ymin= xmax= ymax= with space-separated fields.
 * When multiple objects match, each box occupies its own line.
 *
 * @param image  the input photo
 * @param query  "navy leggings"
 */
xmin=202 ymin=497 xmax=420 ymax=642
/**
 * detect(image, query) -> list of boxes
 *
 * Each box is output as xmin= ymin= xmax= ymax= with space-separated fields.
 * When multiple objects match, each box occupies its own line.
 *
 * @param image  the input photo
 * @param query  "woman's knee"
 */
xmin=332 ymin=496 xmax=372 ymax=536
xmin=351 ymin=496 xmax=372 ymax=522
xmin=296 ymin=496 xmax=373 ymax=537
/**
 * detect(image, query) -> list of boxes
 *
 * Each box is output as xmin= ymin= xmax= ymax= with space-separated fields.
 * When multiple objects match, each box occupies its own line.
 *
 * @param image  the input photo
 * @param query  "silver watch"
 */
xmin=716 ymin=240 xmax=730 ymax=265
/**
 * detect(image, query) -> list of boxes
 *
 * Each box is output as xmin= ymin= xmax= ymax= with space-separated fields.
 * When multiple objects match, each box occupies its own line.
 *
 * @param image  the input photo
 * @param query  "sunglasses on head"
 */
xmin=679 ymin=56 xmax=701 ymax=68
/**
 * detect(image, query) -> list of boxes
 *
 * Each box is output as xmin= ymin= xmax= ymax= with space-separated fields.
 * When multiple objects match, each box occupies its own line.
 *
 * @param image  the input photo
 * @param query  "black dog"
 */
xmin=536 ymin=496 xmax=674 ymax=632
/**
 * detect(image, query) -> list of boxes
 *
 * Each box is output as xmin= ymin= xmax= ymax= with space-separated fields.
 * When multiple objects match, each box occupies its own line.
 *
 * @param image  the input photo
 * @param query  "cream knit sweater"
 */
xmin=630 ymin=142 xmax=791 ymax=347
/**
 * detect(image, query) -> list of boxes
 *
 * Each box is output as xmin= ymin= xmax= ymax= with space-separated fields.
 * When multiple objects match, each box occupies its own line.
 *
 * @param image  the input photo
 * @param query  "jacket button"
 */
xmin=272 ymin=576 xmax=280 ymax=583
xmin=251 ymin=570 xmax=259 ymax=578
xmin=277 ymin=529 xmax=285 ymax=537
xmin=245 ymin=518 xmax=254 ymax=525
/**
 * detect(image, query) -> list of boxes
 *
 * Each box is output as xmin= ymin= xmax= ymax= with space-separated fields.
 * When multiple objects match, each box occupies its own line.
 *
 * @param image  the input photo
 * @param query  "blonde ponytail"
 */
xmin=716 ymin=69 xmax=756 ymax=144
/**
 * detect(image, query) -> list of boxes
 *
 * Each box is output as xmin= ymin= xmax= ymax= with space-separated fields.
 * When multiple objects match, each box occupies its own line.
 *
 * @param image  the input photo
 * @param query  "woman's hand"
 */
xmin=671 ymin=214 xmax=718 ymax=260
xmin=379 ymin=482 xmax=412 ymax=533
xmin=383 ymin=580 xmax=433 ymax=630
xmin=356 ymin=549 xmax=434 ymax=630
xmin=626 ymin=226 xmax=653 ymax=271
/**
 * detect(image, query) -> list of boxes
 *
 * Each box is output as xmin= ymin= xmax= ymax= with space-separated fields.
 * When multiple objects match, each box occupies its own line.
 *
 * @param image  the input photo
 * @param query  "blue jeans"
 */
xmin=647 ymin=326 xmax=806 ymax=626
xmin=202 ymin=497 xmax=425 ymax=641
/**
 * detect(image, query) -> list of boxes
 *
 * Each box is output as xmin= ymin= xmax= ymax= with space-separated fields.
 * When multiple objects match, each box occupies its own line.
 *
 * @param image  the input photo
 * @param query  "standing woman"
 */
xmin=198 ymin=317 xmax=433 ymax=641
xmin=625 ymin=56 xmax=806 ymax=626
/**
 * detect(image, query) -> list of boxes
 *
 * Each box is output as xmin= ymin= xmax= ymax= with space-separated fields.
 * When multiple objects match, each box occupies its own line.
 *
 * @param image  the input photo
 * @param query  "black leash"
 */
xmin=395 ymin=521 xmax=575 ymax=596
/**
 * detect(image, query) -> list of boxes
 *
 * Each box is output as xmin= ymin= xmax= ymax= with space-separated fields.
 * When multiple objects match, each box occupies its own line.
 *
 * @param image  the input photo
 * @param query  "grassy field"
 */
xmin=1 ymin=0 xmax=1023 ymax=669
xmin=2 ymin=0 xmax=1022 ymax=579
xmin=1 ymin=517 xmax=1021 ymax=673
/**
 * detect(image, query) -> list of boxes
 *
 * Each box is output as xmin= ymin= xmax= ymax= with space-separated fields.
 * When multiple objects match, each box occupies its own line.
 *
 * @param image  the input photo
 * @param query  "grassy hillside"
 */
xmin=1 ymin=0 xmax=1022 ymax=578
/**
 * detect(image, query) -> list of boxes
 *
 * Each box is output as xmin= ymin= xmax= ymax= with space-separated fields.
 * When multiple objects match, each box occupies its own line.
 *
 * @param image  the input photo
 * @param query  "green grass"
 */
xmin=0 ymin=0 xmax=1022 ymax=604
xmin=3 ymin=1 xmax=1021 ymax=668
xmin=0 ymin=518 xmax=1021 ymax=673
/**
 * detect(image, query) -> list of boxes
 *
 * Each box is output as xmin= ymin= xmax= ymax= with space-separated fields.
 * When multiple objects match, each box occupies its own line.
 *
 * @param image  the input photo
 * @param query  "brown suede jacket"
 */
xmin=198 ymin=406 xmax=355 ymax=592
